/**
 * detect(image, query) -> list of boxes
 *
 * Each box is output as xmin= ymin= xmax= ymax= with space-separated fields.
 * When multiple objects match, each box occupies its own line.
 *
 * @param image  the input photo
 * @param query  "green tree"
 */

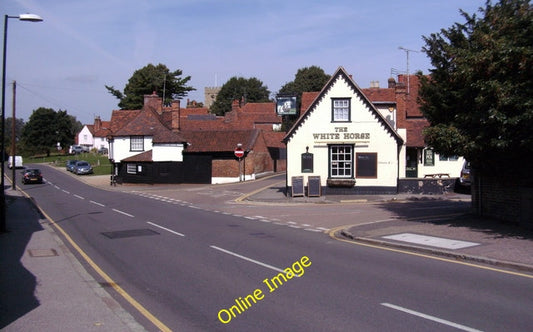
xmin=106 ymin=63 xmax=195 ymax=110
xmin=20 ymin=108 xmax=78 ymax=156
xmin=278 ymin=66 xmax=330 ymax=131
xmin=418 ymin=0 xmax=533 ymax=175
xmin=210 ymin=77 xmax=270 ymax=116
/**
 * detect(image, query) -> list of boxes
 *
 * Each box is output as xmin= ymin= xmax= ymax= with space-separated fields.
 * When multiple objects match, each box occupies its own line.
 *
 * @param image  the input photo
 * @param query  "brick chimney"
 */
xmin=143 ymin=91 xmax=163 ymax=114
xmin=94 ymin=116 xmax=102 ymax=132
xmin=171 ymin=100 xmax=180 ymax=131
xmin=232 ymin=99 xmax=240 ymax=112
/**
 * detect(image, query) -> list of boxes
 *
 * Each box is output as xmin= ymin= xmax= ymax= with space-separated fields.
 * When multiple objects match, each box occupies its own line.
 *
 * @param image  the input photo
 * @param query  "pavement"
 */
xmin=2 ymin=170 xmax=533 ymax=331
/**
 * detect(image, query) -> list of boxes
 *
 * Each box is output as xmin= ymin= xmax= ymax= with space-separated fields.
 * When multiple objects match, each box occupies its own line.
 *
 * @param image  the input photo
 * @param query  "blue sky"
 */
xmin=3 ymin=0 xmax=484 ymax=125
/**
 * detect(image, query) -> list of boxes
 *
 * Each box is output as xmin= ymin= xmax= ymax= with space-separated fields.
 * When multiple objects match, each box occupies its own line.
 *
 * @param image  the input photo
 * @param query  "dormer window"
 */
xmin=332 ymin=98 xmax=351 ymax=122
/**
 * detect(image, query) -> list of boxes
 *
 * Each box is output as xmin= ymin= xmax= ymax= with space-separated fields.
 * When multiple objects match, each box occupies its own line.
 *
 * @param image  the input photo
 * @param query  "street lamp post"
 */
xmin=1 ymin=13 xmax=43 ymax=232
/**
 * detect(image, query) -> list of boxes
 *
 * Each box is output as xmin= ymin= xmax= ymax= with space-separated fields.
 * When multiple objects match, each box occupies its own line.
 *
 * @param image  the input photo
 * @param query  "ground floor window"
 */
xmin=127 ymin=164 xmax=139 ymax=174
xmin=329 ymin=145 xmax=353 ymax=178
xmin=356 ymin=153 xmax=378 ymax=178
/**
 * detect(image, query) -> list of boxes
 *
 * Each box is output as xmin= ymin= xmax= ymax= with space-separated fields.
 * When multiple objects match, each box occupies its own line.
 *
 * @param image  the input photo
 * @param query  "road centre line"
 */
xmin=90 ymin=200 xmax=105 ymax=207
xmin=147 ymin=222 xmax=185 ymax=237
xmin=112 ymin=208 xmax=134 ymax=218
xmin=73 ymin=194 xmax=84 ymax=200
xmin=381 ymin=303 xmax=483 ymax=332
xmin=210 ymin=245 xmax=285 ymax=274
xmin=62 ymin=189 xmax=70 ymax=194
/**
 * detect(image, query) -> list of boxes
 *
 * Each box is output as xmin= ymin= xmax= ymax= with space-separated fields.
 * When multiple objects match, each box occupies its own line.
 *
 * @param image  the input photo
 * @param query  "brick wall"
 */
xmin=472 ymin=174 xmax=533 ymax=226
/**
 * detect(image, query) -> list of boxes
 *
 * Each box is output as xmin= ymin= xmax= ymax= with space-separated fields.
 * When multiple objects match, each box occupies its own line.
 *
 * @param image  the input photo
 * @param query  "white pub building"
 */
xmin=283 ymin=67 xmax=406 ymax=195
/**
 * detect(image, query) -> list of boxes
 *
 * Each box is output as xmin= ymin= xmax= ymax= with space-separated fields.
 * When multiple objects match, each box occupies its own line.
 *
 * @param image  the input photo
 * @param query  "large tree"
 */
xmin=418 ymin=0 xmax=533 ymax=175
xmin=20 ymin=108 xmax=79 ymax=156
xmin=278 ymin=66 xmax=330 ymax=131
xmin=278 ymin=66 xmax=330 ymax=97
xmin=106 ymin=63 xmax=195 ymax=110
xmin=210 ymin=77 xmax=270 ymax=116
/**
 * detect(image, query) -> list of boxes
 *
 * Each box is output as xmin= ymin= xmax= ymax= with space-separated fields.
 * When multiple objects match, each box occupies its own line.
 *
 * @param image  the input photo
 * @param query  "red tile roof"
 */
xmin=122 ymin=150 xmax=152 ymax=162
xmin=113 ymin=108 xmax=169 ymax=136
xmin=110 ymin=110 xmax=141 ymax=133
xmin=361 ymin=88 xmax=396 ymax=102
xmin=263 ymin=131 xmax=286 ymax=148
xmin=183 ymin=129 xmax=261 ymax=152
xmin=301 ymin=92 xmax=319 ymax=112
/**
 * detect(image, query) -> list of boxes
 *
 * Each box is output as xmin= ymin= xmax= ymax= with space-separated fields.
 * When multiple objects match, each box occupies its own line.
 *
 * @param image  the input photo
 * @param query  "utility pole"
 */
xmin=398 ymin=46 xmax=419 ymax=95
xmin=11 ymin=80 xmax=16 ymax=190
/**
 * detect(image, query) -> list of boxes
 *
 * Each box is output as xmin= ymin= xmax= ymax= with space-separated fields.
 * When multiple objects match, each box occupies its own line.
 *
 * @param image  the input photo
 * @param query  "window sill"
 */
xmin=327 ymin=178 xmax=356 ymax=188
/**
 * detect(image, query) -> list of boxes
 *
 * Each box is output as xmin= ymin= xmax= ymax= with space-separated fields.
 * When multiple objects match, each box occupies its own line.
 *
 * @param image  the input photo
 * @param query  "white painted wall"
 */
xmin=94 ymin=137 xmax=108 ymax=150
xmin=152 ymin=144 xmax=184 ymax=162
xmin=418 ymin=151 xmax=465 ymax=178
xmin=111 ymin=136 xmax=153 ymax=161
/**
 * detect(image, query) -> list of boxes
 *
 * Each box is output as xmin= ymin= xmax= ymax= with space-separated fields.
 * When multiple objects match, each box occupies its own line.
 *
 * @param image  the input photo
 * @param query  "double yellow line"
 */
xmin=16 ymin=183 xmax=172 ymax=331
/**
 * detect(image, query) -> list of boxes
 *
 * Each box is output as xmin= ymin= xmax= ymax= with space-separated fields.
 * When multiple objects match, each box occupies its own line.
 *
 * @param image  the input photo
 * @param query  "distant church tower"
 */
xmin=204 ymin=87 xmax=221 ymax=110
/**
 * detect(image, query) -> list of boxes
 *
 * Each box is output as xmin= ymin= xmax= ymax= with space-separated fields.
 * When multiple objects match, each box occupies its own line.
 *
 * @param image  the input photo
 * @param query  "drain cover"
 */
xmin=101 ymin=228 xmax=159 ymax=239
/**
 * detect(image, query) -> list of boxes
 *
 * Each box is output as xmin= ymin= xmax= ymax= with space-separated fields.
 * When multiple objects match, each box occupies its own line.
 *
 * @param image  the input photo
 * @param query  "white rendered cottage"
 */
xmin=283 ymin=67 xmax=405 ymax=195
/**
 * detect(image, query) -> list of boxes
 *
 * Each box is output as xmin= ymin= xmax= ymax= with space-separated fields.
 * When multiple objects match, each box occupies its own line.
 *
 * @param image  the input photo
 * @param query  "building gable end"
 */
xmin=284 ymin=67 xmax=403 ymax=145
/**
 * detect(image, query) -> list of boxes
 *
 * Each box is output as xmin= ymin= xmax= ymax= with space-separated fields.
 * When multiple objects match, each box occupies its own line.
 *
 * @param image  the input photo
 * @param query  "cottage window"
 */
xmin=332 ymin=98 xmax=350 ymax=122
xmin=127 ymin=164 xmax=137 ymax=174
xmin=330 ymin=145 xmax=353 ymax=178
xmin=130 ymin=136 xmax=144 ymax=151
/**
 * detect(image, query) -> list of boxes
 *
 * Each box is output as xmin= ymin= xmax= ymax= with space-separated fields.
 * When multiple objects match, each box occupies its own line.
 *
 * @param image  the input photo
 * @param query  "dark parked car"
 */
xmin=98 ymin=147 xmax=108 ymax=155
xmin=66 ymin=160 xmax=78 ymax=172
xmin=459 ymin=161 xmax=471 ymax=186
xmin=74 ymin=161 xmax=93 ymax=175
xmin=22 ymin=168 xmax=43 ymax=184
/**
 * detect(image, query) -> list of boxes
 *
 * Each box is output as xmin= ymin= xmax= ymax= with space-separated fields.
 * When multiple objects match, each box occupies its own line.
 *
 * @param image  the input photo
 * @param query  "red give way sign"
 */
xmin=234 ymin=147 xmax=245 ymax=158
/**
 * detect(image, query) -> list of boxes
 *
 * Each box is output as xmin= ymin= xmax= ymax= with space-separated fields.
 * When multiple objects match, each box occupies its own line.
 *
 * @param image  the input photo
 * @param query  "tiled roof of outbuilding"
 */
xmin=183 ymin=129 xmax=261 ymax=152
xmin=122 ymin=150 xmax=152 ymax=162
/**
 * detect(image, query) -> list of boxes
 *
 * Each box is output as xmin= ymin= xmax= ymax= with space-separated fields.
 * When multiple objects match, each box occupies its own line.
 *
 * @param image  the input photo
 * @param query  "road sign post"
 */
xmin=234 ymin=146 xmax=244 ymax=181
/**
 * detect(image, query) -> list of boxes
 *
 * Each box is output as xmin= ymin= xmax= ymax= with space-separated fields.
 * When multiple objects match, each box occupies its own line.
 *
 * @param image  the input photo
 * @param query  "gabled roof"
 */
xmin=283 ymin=67 xmax=403 ymax=144
xmin=183 ymin=129 xmax=261 ymax=153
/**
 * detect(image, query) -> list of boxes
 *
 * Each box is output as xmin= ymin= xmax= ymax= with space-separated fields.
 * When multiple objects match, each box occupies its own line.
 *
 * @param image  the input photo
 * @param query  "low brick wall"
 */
xmin=398 ymin=178 xmax=457 ymax=195
xmin=472 ymin=175 xmax=533 ymax=226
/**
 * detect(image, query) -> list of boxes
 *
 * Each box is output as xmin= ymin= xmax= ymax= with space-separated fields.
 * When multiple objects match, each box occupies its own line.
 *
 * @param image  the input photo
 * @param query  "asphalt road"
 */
xmin=14 ymin=165 xmax=533 ymax=331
